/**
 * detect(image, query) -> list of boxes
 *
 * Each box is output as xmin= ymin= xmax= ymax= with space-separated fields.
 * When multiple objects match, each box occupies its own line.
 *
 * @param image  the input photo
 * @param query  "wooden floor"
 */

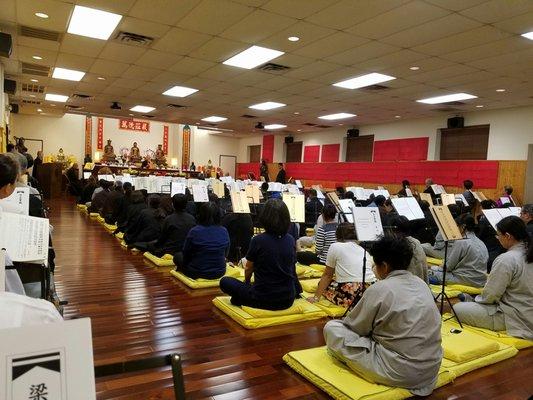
xmin=50 ymin=198 xmax=533 ymax=400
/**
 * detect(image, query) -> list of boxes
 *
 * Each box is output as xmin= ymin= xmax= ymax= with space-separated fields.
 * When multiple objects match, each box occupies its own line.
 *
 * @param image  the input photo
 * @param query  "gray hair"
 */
xmin=3 ymin=152 xmax=21 ymax=175
xmin=522 ymin=204 xmax=533 ymax=216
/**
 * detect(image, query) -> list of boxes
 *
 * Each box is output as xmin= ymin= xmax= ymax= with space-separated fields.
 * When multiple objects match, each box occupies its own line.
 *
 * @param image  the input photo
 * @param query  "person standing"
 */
xmin=32 ymin=150 xmax=43 ymax=179
xmin=275 ymin=163 xmax=286 ymax=184
xmin=260 ymin=159 xmax=269 ymax=182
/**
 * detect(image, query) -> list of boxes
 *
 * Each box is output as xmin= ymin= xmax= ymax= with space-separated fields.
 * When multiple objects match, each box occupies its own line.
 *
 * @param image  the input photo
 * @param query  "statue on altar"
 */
xmin=103 ymin=139 xmax=117 ymax=162
xmin=154 ymin=144 xmax=167 ymax=166
xmin=130 ymin=141 xmax=141 ymax=163
xmin=56 ymin=148 xmax=66 ymax=162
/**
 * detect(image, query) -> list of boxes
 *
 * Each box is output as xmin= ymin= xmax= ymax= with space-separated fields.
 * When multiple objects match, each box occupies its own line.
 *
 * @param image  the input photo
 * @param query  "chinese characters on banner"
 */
xmin=84 ymin=116 xmax=92 ymax=156
xmin=181 ymin=125 xmax=191 ymax=170
xmin=163 ymin=126 xmax=169 ymax=155
xmin=96 ymin=118 xmax=104 ymax=150
xmin=118 ymin=119 xmax=150 ymax=132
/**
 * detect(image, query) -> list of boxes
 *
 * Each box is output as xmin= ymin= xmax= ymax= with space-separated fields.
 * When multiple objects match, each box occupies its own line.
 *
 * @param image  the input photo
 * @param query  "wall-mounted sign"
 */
xmin=163 ymin=126 xmax=169 ymax=155
xmin=118 ymin=119 xmax=150 ymax=132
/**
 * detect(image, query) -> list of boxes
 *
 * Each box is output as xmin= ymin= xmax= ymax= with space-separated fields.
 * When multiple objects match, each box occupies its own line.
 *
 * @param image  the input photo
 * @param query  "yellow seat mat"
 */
xmin=89 ymin=212 xmax=99 ymax=219
xmin=430 ymin=284 xmax=462 ymax=298
xmin=103 ymin=223 xmax=117 ymax=233
xmin=115 ymin=232 xmax=124 ymax=240
xmin=96 ymin=215 xmax=105 ymax=223
xmin=430 ymin=283 xmax=482 ymax=297
xmin=76 ymin=204 xmax=87 ymax=211
xmin=443 ymin=313 xmax=533 ymax=350
xmin=426 ymin=257 xmax=443 ymax=266
xmin=213 ymin=296 xmax=326 ymax=329
xmin=144 ymin=252 xmax=175 ymax=267
xmin=170 ymin=266 xmax=241 ymax=288
xmin=301 ymin=291 xmax=346 ymax=318
xmin=441 ymin=321 xmax=500 ymax=362
xmin=283 ymin=347 xmax=453 ymax=400
xmin=119 ymin=240 xmax=139 ymax=253
xmin=296 ymin=263 xmax=323 ymax=279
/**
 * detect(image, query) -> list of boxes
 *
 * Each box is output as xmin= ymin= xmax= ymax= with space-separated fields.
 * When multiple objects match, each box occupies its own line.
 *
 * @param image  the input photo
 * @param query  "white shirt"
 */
xmin=0 ymin=292 xmax=62 ymax=329
xmin=326 ymin=241 xmax=376 ymax=283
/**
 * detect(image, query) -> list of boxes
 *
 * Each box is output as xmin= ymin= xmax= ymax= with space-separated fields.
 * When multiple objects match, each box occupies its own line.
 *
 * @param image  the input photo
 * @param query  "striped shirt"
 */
xmin=315 ymin=222 xmax=338 ymax=264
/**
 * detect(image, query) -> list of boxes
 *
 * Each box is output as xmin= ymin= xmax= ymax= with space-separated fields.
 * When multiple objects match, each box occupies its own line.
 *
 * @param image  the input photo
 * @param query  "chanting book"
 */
xmin=441 ymin=193 xmax=456 ymax=206
xmin=430 ymin=206 xmax=463 ymax=241
xmin=212 ymin=180 xmax=225 ymax=198
xmin=231 ymin=191 xmax=251 ymax=213
xmin=430 ymin=184 xmax=446 ymax=195
xmin=0 ymin=212 xmax=49 ymax=262
xmin=352 ymin=207 xmax=384 ymax=242
xmin=245 ymin=185 xmax=260 ymax=203
xmin=192 ymin=184 xmax=209 ymax=202
xmin=338 ymin=199 xmax=356 ymax=223
xmin=346 ymin=187 xmax=368 ymax=201
xmin=171 ymin=182 xmax=186 ymax=197
xmin=455 ymin=194 xmax=469 ymax=206
xmin=326 ymin=191 xmax=341 ymax=210
xmin=0 ymin=187 xmax=30 ymax=215
xmin=472 ymin=191 xmax=487 ymax=202
xmin=282 ymin=193 xmax=305 ymax=223
xmin=482 ymin=208 xmax=521 ymax=231
xmin=391 ymin=197 xmax=425 ymax=221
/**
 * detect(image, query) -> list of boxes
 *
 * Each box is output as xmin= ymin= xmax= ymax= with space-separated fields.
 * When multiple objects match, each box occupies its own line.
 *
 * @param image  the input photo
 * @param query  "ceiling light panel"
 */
xmin=201 ymin=116 xmax=227 ymax=122
xmin=52 ymin=67 xmax=86 ymax=81
xmin=67 ymin=5 xmax=122 ymax=40
xmin=130 ymin=105 xmax=155 ymax=113
xmin=333 ymin=73 xmax=396 ymax=89
xmin=162 ymin=85 xmax=198 ymax=97
xmin=249 ymin=101 xmax=286 ymax=110
xmin=45 ymin=94 xmax=69 ymax=102
xmin=416 ymin=93 xmax=477 ymax=104
xmin=318 ymin=113 xmax=356 ymax=120
xmin=264 ymin=124 xmax=286 ymax=129
xmin=223 ymin=45 xmax=284 ymax=69
xmin=521 ymin=31 xmax=533 ymax=40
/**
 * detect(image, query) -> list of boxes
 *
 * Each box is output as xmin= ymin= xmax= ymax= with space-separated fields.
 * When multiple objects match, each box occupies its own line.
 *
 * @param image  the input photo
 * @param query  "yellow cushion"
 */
xmin=309 ymin=263 xmax=325 ymax=273
xmin=426 ymin=257 xmax=443 ymax=266
xmin=242 ymin=302 xmax=306 ymax=318
xmin=89 ymin=212 xmax=99 ymax=219
xmin=283 ymin=347 xmax=454 ymax=400
xmin=443 ymin=313 xmax=533 ymax=350
xmin=306 ymin=227 xmax=315 ymax=237
xmin=96 ymin=215 xmax=105 ymax=223
xmin=144 ymin=252 xmax=175 ymax=267
xmin=76 ymin=204 xmax=87 ymax=211
xmin=103 ymin=223 xmax=117 ymax=232
xmin=430 ymin=284 xmax=482 ymax=297
xmin=213 ymin=297 xmax=326 ymax=329
xmin=440 ymin=321 xmax=500 ymax=362
xmin=430 ymin=284 xmax=462 ymax=298
xmin=295 ymin=264 xmax=323 ymax=279
xmin=115 ymin=232 xmax=124 ymax=240
xmin=170 ymin=266 xmax=241 ymax=289
xmin=301 ymin=279 xmax=319 ymax=293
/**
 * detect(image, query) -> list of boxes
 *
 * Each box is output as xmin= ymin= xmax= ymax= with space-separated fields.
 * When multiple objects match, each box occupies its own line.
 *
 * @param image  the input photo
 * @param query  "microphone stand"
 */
xmin=434 ymin=240 xmax=463 ymax=327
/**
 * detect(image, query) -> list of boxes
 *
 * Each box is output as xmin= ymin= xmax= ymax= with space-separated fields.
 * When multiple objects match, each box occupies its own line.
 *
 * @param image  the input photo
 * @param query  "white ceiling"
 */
xmin=1 ymin=0 xmax=533 ymax=136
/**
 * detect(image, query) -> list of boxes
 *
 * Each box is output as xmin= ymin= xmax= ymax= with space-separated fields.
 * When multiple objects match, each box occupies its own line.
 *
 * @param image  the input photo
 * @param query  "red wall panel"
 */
xmin=262 ymin=135 xmax=274 ymax=162
xmin=236 ymin=162 xmax=259 ymax=179
xmin=303 ymin=145 xmax=320 ymax=162
xmin=373 ymin=137 xmax=429 ymax=161
xmin=321 ymin=144 xmax=340 ymax=162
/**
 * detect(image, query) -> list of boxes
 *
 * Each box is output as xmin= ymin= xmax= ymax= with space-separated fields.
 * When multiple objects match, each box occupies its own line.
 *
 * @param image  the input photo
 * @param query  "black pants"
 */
xmin=219 ymin=277 xmax=294 ymax=311
xmin=296 ymin=251 xmax=321 ymax=266
xmin=132 ymin=240 xmax=157 ymax=253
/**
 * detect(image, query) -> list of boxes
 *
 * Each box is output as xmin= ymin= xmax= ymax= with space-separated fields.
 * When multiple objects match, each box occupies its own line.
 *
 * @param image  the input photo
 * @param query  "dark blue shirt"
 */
xmin=246 ymin=233 xmax=301 ymax=301
xmin=182 ymin=225 xmax=229 ymax=279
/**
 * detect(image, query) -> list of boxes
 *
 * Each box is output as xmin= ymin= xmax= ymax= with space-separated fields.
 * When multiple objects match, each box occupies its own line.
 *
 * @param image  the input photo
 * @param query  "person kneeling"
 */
xmin=220 ymin=199 xmax=302 ymax=310
xmin=307 ymin=223 xmax=375 ymax=307
xmin=173 ymin=201 xmax=229 ymax=280
xmin=323 ymin=236 xmax=442 ymax=396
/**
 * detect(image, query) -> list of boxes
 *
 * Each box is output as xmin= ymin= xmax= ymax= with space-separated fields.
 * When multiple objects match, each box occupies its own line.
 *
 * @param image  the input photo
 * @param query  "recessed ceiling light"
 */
xmin=128 ymin=113 xmax=134 ymax=116
xmin=37 ymin=108 xmax=42 ymax=112
xmin=162 ymin=85 xmax=198 ymax=98
xmin=496 ymin=88 xmax=506 ymax=92
xmin=333 ymin=72 xmax=396 ymax=89
xmin=30 ymin=79 xmax=38 ymax=83
xmin=29 ymin=94 xmax=36 ymax=98
xmin=409 ymin=66 xmax=420 ymax=71
xmin=97 ymin=76 xmax=106 ymax=81
xmin=297 ymin=129 xmax=302 ymax=132
xmin=45 ymin=93 xmax=69 ymax=102
xmin=50 ymin=104 xmax=56 ymax=107
xmin=223 ymin=45 xmax=284 ymax=69
xmin=416 ymin=93 xmax=477 ymax=104
xmin=264 ymin=124 xmax=286 ymax=130
xmin=201 ymin=116 xmax=227 ymax=123
xmin=521 ymin=31 xmax=533 ymax=40
xmin=318 ymin=112 xmax=356 ymax=120
xmin=32 ymin=55 xmax=42 ymax=60
xmin=476 ymin=105 xmax=484 ymax=108
xmin=130 ymin=105 xmax=155 ymax=113
xmin=288 ymin=36 xmax=300 ymax=42
xmin=67 ymin=5 xmax=122 ymax=40
xmin=249 ymin=101 xmax=286 ymax=110
xmin=293 ymin=111 xmax=300 ymax=115
xmin=52 ymin=67 xmax=85 ymax=81
xmin=35 ymin=12 xmax=49 ymax=19
xmin=395 ymin=115 xmax=401 ymax=118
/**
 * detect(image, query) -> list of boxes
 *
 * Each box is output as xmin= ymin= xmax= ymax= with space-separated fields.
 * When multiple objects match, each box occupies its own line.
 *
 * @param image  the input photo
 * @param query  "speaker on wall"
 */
xmin=285 ymin=136 xmax=294 ymax=144
xmin=0 ymin=32 xmax=12 ymax=58
xmin=10 ymin=103 xmax=19 ymax=114
xmin=347 ymin=128 xmax=359 ymax=138
xmin=4 ymin=79 xmax=16 ymax=94
xmin=447 ymin=116 xmax=464 ymax=129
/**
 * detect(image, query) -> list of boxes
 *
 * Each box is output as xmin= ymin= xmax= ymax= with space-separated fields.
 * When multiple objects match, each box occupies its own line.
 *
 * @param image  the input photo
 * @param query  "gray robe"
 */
xmin=476 ymin=243 xmax=533 ymax=339
xmin=323 ymin=270 xmax=442 ymax=396
xmin=407 ymin=236 xmax=428 ymax=283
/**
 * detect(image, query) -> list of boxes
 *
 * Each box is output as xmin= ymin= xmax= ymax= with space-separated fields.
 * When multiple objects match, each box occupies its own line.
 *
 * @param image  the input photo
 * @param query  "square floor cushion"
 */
xmin=103 ymin=223 xmax=117 ymax=233
xmin=144 ymin=252 xmax=175 ymax=267
xmin=213 ymin=296 xmax=326 ymax=329
xmin=89 ymin=212 xmax=99 ymax=219
xmin=426 ymin=257 xmax=443 ymax=266
xmin=295 ymin=263 xmax=323 ymax=279
xmin=169 ymin=265 xmax=242 ymax=289
xmin=430 ymin=283 xmax=482 ymax=297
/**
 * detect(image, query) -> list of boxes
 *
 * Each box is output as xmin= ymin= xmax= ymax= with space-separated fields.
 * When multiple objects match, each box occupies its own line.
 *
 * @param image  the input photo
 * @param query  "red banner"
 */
xmin=262 ymin=135 xmax=274 ymax=162
xmin=85 ymin=116 xmax=92 ymax=156
xmin=163 ymin=125 xmax=169 ymax=155
xmin=97 ymin=117 xmax=104 ymax=150
xmin=118 ymin=118 xmax=150 ymax=132
xmin=182 ymin=125 xmax=191 ymax=169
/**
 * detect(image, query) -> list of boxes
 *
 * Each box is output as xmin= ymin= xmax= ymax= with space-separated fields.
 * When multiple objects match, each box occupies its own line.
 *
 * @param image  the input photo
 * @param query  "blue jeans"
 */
xmin=219 ymin=277 xmax=295 ymax=311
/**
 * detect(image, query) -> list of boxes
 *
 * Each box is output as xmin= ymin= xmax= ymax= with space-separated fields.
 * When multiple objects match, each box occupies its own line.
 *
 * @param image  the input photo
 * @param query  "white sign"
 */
xmin=0 ymin=187 xmax=30 ymax=215
xmin=0 ymin=212 xmax=49 ymax=263
xmin=192 ymin=184 xmax=209 ymax=202
xmin=352 ymin=207 xmax=384 ymax=242
xmin=0 ymin=318 xmax=95 ymax=400
xmin=391 ymin=197 xmax=425 ymax=221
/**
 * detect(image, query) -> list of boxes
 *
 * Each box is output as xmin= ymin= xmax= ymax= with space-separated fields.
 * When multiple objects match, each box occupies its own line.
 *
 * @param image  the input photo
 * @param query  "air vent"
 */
xmin=360 ymin=84 xmax=389 ymax=91
xmin=71 ymin=93 xmax=94 ymax=100
xmin=114 ymin=31 xmax=154 ymax=47
xmin=316 ymin=125 xmax=332 ymax=129
xmin=241 ymin=114 xmax=256 ymax=118
xmin=257 ymin=63 xmax=291 ymax=73
xmin=142 ymin=114 xmax=155 ymax=118
xmin=167 ymin=103 xmax=185 ymax=108
xmin=66 ymin=105 xmax=84 ymax=110
xmin=20 ymin=25 xmax=61 ymax=42
xmin=442 ymin=101 xmax=466 ymax=106
xmin=21 ymin=63 xmax=50 ymax=77
xmin=22 ymin=100 xmax=42 ymax=105
xmin=21 ymin=83 xmax=45 ymax=94
xmin=304 ymin=122 xmax=318 ymax=126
